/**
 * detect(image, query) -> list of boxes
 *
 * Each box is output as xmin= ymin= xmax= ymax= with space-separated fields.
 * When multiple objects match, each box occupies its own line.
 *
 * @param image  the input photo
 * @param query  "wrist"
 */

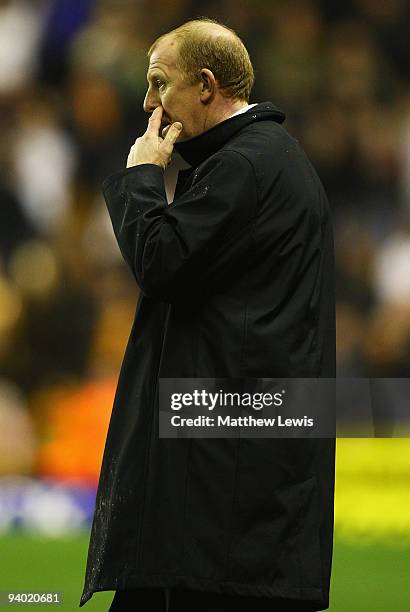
xmin=127 ymin=160 xmax=165 ymax=169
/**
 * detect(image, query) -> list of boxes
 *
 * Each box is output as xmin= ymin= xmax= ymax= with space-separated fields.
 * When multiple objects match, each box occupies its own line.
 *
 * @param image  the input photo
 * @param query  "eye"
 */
xmin=155 ymin=79 xmax=166 ymax=90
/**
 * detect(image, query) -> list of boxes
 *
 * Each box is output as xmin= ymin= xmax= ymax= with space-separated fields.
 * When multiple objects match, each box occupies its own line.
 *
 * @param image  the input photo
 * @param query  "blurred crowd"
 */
xmin=0 ymin=0 xmax=409 ymax=480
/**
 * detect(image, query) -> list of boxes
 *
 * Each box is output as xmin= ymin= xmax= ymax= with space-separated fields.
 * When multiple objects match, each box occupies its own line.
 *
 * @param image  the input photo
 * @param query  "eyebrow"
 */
xmin=147 ymin=69 xmax=167 ymax=83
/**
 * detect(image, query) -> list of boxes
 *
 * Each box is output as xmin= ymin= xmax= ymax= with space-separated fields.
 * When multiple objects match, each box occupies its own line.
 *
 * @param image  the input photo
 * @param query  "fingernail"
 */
xmin=174 ymin=122 xmax=182 ymax=130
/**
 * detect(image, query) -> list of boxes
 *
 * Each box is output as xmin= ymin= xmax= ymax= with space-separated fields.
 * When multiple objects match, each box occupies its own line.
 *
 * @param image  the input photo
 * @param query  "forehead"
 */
xmin=148 ymin=36 xmax=180 ymax=73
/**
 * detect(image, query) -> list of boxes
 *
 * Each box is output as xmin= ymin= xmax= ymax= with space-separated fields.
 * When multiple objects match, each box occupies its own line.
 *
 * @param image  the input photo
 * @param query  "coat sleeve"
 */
xmin=102 ymin=150 xmax=258 ymax=302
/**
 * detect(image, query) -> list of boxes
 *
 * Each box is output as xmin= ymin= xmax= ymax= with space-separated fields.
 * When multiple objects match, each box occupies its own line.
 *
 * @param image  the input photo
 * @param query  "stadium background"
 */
xmin=0 ymin=0 xmax=409 ymax=609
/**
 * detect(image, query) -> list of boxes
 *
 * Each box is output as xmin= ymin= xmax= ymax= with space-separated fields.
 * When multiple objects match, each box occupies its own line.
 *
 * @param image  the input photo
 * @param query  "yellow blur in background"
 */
xmin=335 ymin=439 xmax=410 ymax=543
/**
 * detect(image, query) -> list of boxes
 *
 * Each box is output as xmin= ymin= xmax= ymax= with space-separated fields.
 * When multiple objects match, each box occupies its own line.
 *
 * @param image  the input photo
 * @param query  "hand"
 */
xmin=127 ymin=107 xmax=182 ymax=170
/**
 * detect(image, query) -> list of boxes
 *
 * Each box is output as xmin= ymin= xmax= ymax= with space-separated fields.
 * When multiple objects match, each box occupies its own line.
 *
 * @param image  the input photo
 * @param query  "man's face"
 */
xmin=144 ymin=36 xmax=203 ymax=141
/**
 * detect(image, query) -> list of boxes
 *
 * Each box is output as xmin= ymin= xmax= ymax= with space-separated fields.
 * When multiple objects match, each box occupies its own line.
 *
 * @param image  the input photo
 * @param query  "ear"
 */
xmin=199 ymin=68 xmax=216 ymax=104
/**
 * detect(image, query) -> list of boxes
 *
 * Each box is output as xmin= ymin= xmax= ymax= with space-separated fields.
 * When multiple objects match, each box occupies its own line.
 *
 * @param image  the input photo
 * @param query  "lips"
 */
xmin=161 ymin=121 xmax=171 ymax=138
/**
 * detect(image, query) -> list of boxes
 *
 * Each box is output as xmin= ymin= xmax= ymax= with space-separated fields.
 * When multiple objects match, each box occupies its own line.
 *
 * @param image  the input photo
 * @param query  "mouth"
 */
xmin=161 ymin=119 xmax=171 ymax=138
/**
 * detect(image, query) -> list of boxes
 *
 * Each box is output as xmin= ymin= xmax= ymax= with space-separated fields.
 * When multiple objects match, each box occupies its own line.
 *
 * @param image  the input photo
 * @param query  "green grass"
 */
xmin=0 ymin=533 xmax=409 ymax=610
xmin=0 ymin=534 xmax=111 ymax=611
xmin=330 ymin=537 xmax=410 ymax=611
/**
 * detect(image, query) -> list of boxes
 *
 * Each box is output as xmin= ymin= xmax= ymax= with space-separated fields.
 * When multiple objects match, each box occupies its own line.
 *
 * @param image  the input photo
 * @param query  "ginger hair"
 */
xmin=148 ymin=18 xmax=255 ymax=102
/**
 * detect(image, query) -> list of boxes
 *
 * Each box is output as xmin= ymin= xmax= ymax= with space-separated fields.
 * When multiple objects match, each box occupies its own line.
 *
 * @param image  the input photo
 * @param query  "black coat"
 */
xmin=81 ymin=102 xmax=336 ymax=610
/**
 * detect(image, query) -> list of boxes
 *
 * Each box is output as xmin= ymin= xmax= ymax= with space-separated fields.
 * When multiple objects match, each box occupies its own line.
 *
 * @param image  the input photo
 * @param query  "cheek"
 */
xmin=164 ymin=97 xmax=179 ymax=116
xmin=160 ymin=96 xmax=175 ymax=120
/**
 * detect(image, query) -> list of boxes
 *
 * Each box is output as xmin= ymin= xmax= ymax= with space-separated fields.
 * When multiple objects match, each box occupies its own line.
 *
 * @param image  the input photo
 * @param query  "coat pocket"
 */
xmin=280 ymin=474 xmax=323 ymax=590
xmin=228 ymin=473 xmax=323 ymax=592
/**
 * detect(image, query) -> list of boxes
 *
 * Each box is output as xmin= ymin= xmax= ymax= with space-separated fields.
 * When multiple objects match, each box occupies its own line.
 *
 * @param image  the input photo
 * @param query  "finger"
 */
xmin=146 ymin=106 xmax=163 ymax=134
xmin=126 ymin=144 xmax=136 ymax=167
xmin=162 ymin=122 xmax=182 ymax=148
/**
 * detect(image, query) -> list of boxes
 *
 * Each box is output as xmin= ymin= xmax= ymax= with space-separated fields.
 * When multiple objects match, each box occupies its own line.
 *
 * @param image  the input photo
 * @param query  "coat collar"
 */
xmin=174 ymin=101 xmax=286 ymax=167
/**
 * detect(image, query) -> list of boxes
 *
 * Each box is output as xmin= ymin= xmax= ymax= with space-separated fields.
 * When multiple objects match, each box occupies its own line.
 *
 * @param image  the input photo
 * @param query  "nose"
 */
xmin=143 ymin=86 xmax=160 ymax=113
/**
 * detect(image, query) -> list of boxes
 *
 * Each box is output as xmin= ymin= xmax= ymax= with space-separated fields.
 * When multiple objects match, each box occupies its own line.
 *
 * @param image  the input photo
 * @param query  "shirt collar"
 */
xmin=174 ymin=101 xmax=285 ymax=167
xmin=227 ymin=102 xmax=258 ymax=119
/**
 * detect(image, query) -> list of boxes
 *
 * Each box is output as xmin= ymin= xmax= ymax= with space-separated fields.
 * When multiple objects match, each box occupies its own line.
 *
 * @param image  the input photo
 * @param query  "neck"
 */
xmin=221 ymin=98 xmax=249 ymax=119
xmin=202 ymin=97 xmax=249 ymax=132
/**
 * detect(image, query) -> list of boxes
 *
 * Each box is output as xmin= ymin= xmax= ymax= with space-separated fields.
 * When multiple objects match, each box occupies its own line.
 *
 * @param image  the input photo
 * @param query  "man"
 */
xmin=80 ymin=19 xmax=336 ymax=612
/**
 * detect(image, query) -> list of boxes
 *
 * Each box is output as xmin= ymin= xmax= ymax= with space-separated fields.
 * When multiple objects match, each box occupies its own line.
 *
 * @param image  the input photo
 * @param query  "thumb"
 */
xmin=163 ymin=122 xmax=183 ymax=147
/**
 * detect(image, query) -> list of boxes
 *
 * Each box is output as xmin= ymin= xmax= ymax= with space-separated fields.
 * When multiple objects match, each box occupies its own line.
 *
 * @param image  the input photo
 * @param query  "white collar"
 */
xmin=227 ymin=103 xmax=258 ymax=120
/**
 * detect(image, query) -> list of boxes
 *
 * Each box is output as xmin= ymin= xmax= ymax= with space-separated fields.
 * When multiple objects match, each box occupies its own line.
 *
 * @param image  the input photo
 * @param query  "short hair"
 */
xmin=148 ymin=18 xmax=255 ymax=102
